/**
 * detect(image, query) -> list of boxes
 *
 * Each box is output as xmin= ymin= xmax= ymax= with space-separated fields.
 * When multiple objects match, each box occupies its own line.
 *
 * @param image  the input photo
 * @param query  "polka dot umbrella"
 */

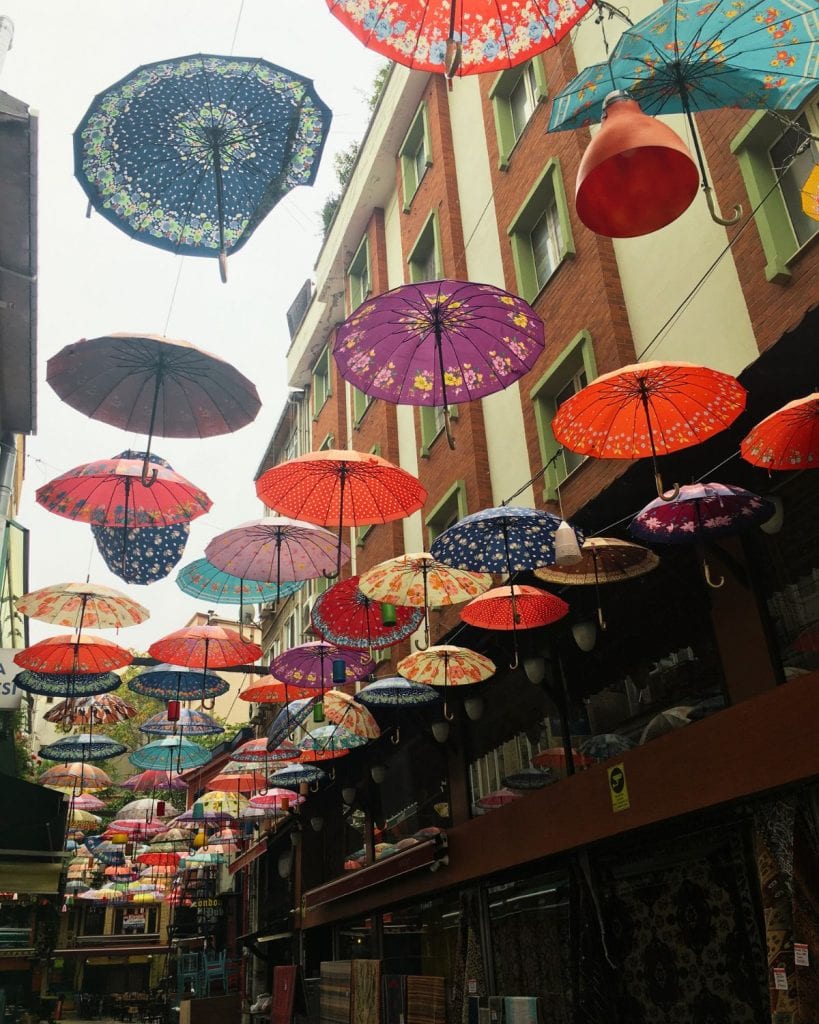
xmin=311 ymin=575 xmax=423 ymax=651
xmin=460 ymin=584 xmax=569 ymax=667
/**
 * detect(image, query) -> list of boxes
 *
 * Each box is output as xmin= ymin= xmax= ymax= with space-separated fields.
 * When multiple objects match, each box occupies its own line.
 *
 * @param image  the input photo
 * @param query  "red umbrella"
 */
xmin=741 ymin=393 xmax=819 ymax=470
xmin=14 ymin=634 xmax=132 ymax=675
xmin=461 ymin=585 xmax=569 ymax=629
xmin=231 ymin=738 xmax=298 ymax=765
xmin=248 ymin=789 xmax=304 ymax=812
xmin=206 ymin=769 xmax=268 ymax=793
xmin=476 ymin=788 xmax=522 ymax=810
xmin=311 ymin=575 xmax=423 ymax=650
xmin=106 ymin=819 xmax=167 ymax=840
xmin=36 ymin=454 xmax=211 ymax=527
xmin=256 ymin=449 xmax=427 ymax=577
xmin=532 ymin=747 xmax=595 ymax=771
xmin=136 ymin=851 xmax=182 ymax=868
xmin=148 ymin=625 xmax=261 ymax=707
xmin=121 ymin=769 xmax=188 ymax=792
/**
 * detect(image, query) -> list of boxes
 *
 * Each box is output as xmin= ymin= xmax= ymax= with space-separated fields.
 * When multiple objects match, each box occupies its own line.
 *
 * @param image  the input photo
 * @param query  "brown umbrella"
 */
xmin=45 ymin=693 xmax=136 ymax=726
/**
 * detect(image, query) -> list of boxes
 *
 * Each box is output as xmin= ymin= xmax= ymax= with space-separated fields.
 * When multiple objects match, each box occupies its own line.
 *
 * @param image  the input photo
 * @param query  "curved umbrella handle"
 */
xmin=219 ymin=250 xmax=228 ymax=284
xmin=655 ymin=471 xmax=680 ymax=502
xmin=703 ymin=559 xmax=725 ymax=589
xmin=444 ymin=412 xmax=456 ymax=451
xmin=202 ymin=697 xmax=216 ymax=712
xmin=141 ymin=457 xmax=158 ymax=488
xmin=597 ymin=605 xmax=608 ymax=631
xmin=391 ymin=727 xmax=400 ymax=745
xmin=703 ymin=186 xmax=742 ymax=227
xmin=442 ymin=702 xmax=454 ymax=721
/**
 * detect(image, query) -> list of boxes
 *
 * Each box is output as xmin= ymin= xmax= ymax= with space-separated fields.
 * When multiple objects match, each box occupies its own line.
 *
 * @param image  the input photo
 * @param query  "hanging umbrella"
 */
xmin=325 ymin=0 xmax=594 ymax=77
xmin=248 ymin=788 xmax=304 ymax=813
xmin=206 ymin=769 xmax=267 ymax=793
xmin=36 ymin=453 xmax=212 ymax=527
xmin=298 ymin=723 xmax=368 ymax=760
xmin=398 ymin=645 xmax=495 ymax=717
xmin=41 ymin=763 xmax=113 ymax=792
xmin=197 ymin=790 xmax=249 ymax=816
xmin=630 ymin=482 xmax=774 ymax=587
xmin=271 ymin=642 xmax=374 ymax=692
xmin=15 ymin=635 xmax=132 ymax=675
xmin=534 ymin=536 xmax=659 ymax=628
xmin=45 ymin=693 xmax=136 ymax=726
xmin=334 ymin=280 xmax=545 ymax=449
xmin=177 ymin=557 xmax=303 ymax=630
xmin=40 ymin=733 xmax=127 ymax=763
xmin=128 ymin=664 xmax=229 ymax=702
xmin=75 ymin=53 xmax=332 ymax=281
xmin=460 ymin=584 xmax=569 ymax=666
xmin=741 ymin=393 xmax=819 ymax=470
xmin=139 ymin=708 xmax=224 ymax=737
xmin=640 ymin=706 xmax=693 ymax=743
xmin=16 ymin=581 xmax=149 ymax=631
xmin=70 ymin=793 xmax=107 ymax=812
xmin=355 ymin=676 xmax=440 ymax=709
xmin=65 ymin=880 xmax=90 ymax=895
xmin=148 ymin=624 xmax=261 ymax=706
xmin=266 ymin=697 xmax=317 ymax=751
xmin=322 ymin=689 xmax=380 ymax=740
xmin=578 ymin=733 xmax=635 ymax=761
xmin=256 ymin=449 xmax=427 ymax=577
xmin=238 ymin=680 xmax=316 ymax=704
xmin=205 ymin=517 xmax=346 ymax=589
xmin=106 ymin=819 xmax=166 ymax=841
xmin=359 ymin=552 xmax=492 ymax=650
xmin=93 ymin=521 xmax=190 ymax=586
xmin=119 ymin=798 xmax=180 ymax=820
xmin=68 ymin=809 xmax=102 ymax=828
xmin=121 ymin=770 xmax=188 ymax=792
xmin=267 ymin=762 xmax=327 ymax=791
xmin=13 ymin=669 xmax=122 ymax=698
xmin=551 ymin=362 xmax=746 ymax=499
xmin=129 ymin=736 xmax=211 ymax=772
xmin=503 ymin=766 xmax=555 ymax=790
xmin=476 ymin=788 xmax=521 ymax=811
xmin=172 ymin=806 xmax=236 ymax=827
xmin=151 ymin=827 xmax=194 ymax=845
xmin=48 ymin=334 xmax=261 ymax=484
xmin=232 ymin=737 xmax=299 ymax=764
xmin=311 ymin=575 xmax=424 ymax=650
xmin=531 ymin=747 xmax=595 ymax=770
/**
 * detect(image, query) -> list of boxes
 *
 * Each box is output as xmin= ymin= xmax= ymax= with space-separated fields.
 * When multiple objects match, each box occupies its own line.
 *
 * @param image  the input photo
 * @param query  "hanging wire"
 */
xmin=229 ymin=0 xmax=246 ymax=56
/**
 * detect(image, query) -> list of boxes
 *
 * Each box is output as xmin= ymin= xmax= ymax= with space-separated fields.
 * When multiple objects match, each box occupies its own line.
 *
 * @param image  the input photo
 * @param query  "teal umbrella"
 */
xmin=129 ymin=736 xmax=211 ymax=773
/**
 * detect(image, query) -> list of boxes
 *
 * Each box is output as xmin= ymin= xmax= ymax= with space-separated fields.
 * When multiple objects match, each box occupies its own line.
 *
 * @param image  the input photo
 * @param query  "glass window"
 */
xmin=508 ymin=160 xmax=574 ymax=302
xmin=312 ymin=347 xmax=331 ymax=415
xmin=337 ymin=916 xmax=377 ymax=960
xmin=489 ymin=60 xmax=548 ymax=170
xmin=399 ymin=104 xmax=431 ymax=210
xmin=348 ymin=235 xmax=371 ymax=313
xmin=768 ymin=110 xmax=819 ymax=249
xmin=553 ymin=367 xmax=587 ymax=478
xmin=408 ymin=214 xmax=441 ymax=284
xmin=382 ymin=892 xmax=461 ymax=978
xmin=510 ymin=63 xmax=538 ymax=141
xmin=530 ymin=198 xmax=563 ymax=292
xmin=425 ymin=480 xmax=467 ymax=546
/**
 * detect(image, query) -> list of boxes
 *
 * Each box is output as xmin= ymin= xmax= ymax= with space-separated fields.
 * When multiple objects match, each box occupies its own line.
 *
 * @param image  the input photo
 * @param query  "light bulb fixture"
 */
xmin=523 ymin=655 xmax=546 ymax=686
xmin=310 ymin=816 xmax=324 ymax=832
xmin=341 ymin=786 xmax=357 ymax=806
xmin=431 ymin=721 xmax=450 ymax=743
xmin=277 ymin=849 xmax=293 ymax=879
xmin=554 ymin=520 xmax=583 ymax=566
xmin=380 ymin=603 xmax=397 ymax=627
xmin=760 ymin=495 xmax=784 ymax=535
xmin=464 ymin=696 xmax=484 ymax=721
xmin=370 ymin=764 xmax=388 ymax=784
xmin=332 ymin=659 xmax=347 ymax=684
xmin=571 ymin=619 xmax=597 ymax=652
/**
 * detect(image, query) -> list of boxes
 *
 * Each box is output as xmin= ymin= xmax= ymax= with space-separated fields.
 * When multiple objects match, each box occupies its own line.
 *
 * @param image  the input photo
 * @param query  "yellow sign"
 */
xmin=607 ymin=763 xmax=630 ymax=812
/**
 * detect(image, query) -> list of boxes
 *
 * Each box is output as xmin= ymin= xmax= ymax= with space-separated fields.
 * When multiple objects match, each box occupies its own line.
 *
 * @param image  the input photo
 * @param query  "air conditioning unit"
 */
xmin=241 ymin=609 xmax=255 ymax=625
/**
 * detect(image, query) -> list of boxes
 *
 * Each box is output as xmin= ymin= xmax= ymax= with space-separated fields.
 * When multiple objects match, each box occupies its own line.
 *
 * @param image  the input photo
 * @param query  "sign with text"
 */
xmin=0 ymin=649 xmax=23 ymax=709
xmin=607 ymin=763 xmax=630 ymax=813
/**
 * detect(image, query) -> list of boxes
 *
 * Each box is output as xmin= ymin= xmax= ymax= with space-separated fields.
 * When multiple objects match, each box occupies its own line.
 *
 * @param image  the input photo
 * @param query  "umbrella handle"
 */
xmin=703 ymin=183 xmax=742 ymax=227
xmin=444 ymin=411 xmax=456 ymax=450
xmin=141 ymin=458 xmax=158 ymax=488
xmin=202 ymin=697 xmax=215 ymax=711
xmin=509 ymin=649 xmax=519 ymax=670
xmin=391 ymin=727 xmax=400 ymax=745
xmin=443 ymin=702 xmax=454 ymax=721
xmin=655 ymin=471 xmax=680 ymax=502
xmin=597 ymin=604 xmax=607 ymax=631
xmin=703 ymin=559 xmax=725 ymax=589
xmin=219 ymin=250 xmax=228 ymax=284
xmin=414 ymin=635 xmax=430 ymax=651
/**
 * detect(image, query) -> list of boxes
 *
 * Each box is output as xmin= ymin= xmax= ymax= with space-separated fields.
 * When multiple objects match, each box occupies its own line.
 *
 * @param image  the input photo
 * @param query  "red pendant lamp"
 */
xmin=575 ymin=91 xmax=699 ymax=238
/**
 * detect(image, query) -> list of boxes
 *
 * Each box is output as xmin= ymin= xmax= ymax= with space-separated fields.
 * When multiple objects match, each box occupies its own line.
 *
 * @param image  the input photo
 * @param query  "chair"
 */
xmin=176 ymin=951 xmax=204 ymax=997
xmin=204 ymin=950 xmax=228 ymax=995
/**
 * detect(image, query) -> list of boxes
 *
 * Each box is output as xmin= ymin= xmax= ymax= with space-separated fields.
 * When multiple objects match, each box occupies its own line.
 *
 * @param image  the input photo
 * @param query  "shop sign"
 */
xmin=0 ymin=650 xmax=22 ymax=709
xmin=607 ymin=763 xmax=630 ymax=813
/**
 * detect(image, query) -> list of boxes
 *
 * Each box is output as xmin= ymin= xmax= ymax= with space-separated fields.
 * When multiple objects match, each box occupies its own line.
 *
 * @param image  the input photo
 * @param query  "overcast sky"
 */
xmin=0 ymin=1 xmax=383 ymax=653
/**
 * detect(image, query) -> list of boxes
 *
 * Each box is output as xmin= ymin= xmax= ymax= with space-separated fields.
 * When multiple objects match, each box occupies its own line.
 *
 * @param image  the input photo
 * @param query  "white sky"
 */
xmin=0 ymin=1 xmax=384 ymax=652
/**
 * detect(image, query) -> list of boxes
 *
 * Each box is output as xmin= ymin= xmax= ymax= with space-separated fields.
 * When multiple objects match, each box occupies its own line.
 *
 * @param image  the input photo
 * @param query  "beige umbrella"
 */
xmin=323 ymin=689 xmax=380 ymax=740
xmin=398 ymin=644 xmax=495 ymax=718
xmin=16 ymin=581 xmax=149 ymax=631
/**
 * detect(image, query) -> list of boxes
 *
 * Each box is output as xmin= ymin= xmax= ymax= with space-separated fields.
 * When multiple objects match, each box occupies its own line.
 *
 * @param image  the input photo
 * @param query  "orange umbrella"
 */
xmin=460 ymin=584 xmax=569 ymax=667
xmin=238 ymin=680 xmax=316 ymax=703
xmin=41 ymin=762 xmax=113 ymax=791
xmin=551 ymin=361 xmax=746 ymax=499
xmin=206 ymin=769 xmax=267 ymax=793
xmin=741 ymin=393 xmax=819 ymax=470
xmin=14 ymin=634 xmax=132 ymax=675
xmin=16 ymin=581 xmax=149 ymax=631
xmin=256 ymin=449 xmax=427 ymax=577
xmin=148 ymin=624 xmax=260 ymax=708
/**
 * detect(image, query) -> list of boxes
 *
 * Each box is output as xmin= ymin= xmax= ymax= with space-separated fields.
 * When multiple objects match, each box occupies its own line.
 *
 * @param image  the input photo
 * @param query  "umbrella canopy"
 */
xmin=267 ymin=762 xmax=327 ymax=790
xmin=140 ymin=708 xmax=224 ymax=737
xmin=741 ymin=393 xmax=819 ymax=470
xmin=578 ymin=734 xmax=636 ymax=761
xmin=359 ymin=552 xmax=492 ymax=648
xmin=65 ymin=880 xmax=90 ymax=894
xmin=531 ymin=747 xmax=595 ymax=770
xmin=92 ymin=521 xmax=190 ymax=585
xmin=197 ymin=790 xmax=249 ymax=815
xmin=148 ymin=624 xmax=261 ymax=669
xmin=173 ymin=806 xmax=236 ymax=827
xmin=503 ymin=766 xmax=555 ymax=790
xmin=16 ymin=581 xmax=149 ymax=631
xmin=205 ymin=517 xmax=346 ymax=587
xmin=74 ymin=54 xmax=332 ymax=277
xmin=257 ymin=450 xmax=427 ymax=575
xmin=151 ymin=827 xmax=194 ymax=845
xmin=802 ymin=166 xmax=819 ymax=222
xmin=68 ymin=809 xmax=102 ymax=828
xmin=355 ymin=676 xmax=441 ymax=709
xmin=232 ymin=737 xmax=299 ymax=764
xmin=13 ymin=669 xmax=122 ymax=698
xmin=41 ymin=763 xmax=113 ymax=791
xmin=121 ymin=770 xmax=188 ymax=792
xmin=640 ymin=706 xmax=693 ymax=743
xmin=461 ymin=585 xmax=569 ymax=631
xmin=129 ymin=736 xmax=211 ymax=772
xmin=298 ymin=723 xmax=369 ymax=758
xmin=206 ymin=769 xmax=267 ymax=793
xmin=39 ymin=733 xmax=127 ymax=763
xmin=326 ymin=0 xmax=594 ymax=77
xmin=323 ymin=689 xmax=380 ymax=739
xmin=15 ymin=635 xmax=132 ymax=675
xmin=333 ymin=280 xmax=545 ymax=446
xmin=248 ymin=788 xmax=304 ymax=812
xmin=311 ymin=574 xmax=424 ymax=650
xmin=177 ymin=557 xmax=304 ymax=605
xmin=128 ymin=664 xmax=229 ymax=701
xmin=36 ymin=454 xmax=212 ymax=527
xmin=430 ymin=505 xmax=581 ymax=575
xmin=551 ymin=361 xmax=746 ymax=498
xmin=266 ymin=697 xmax=317 ymax=751
xmin=238 ymin=680 xmax=316 ymax=703
xmin=106 ymin=819 xmax=166 ymax=841
xmin=476 ymin=788 xmax=521 ymax=810
xmin=119 ymin=798 xmax=180 ymax=820
xmin=270 ymin=642 xmax=374 ymax=691
xmin=44 ymin=693 xmax=136 ymax=726
xmin=70 ymin=793 xmax=107 ymax=812
xmin=398 ymin=645 xmax=495 ymax=692
xmin=548 ymin=0 xmax=819 ymax=132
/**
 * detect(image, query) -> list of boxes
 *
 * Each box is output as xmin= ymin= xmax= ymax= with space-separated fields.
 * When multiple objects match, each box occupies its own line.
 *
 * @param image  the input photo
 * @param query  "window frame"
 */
xmin=419 ymin=403 xmax=459 ymax=458
xmin=312 ymin=346 xmax=332 ymax=418
xmin=425 ymin=479 xmax=468 ymax=547
xmin=407 ymin=211 xmax=442 ymax=284
xmin=530 ymin=330 xmax=597 ymax=501
xmin=507 ymin=159 xmax=575 ymax=303
xmin=399 ymin=103 xmax=433 ymax=212
xmin=731 ymin=101 xmax=819 ymax=283
xmin=347 ymin=234 xmax=371 ymax=314
xmin=489 ymin=59 xmax=548 ymax=170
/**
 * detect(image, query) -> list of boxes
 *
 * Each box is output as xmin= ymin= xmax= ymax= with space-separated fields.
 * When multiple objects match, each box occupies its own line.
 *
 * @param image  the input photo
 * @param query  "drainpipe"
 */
xmin=0 ymin=18 xmax=13 ymax=79
xmin=0 ymin=432 xmax=17 ymax=519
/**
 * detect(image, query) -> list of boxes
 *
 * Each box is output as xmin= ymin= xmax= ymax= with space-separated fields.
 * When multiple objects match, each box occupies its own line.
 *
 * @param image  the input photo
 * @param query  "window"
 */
xmin=347 ymin=235 xmax=371 ymax=313
xmin=352 ymin=385 xmax=374 ymax=426
xmin=408 ymin=212 xmax=441 ymax=283
xmin=318 ymin=432 xmax=335 ymax=450
xmin=731 ymin=97 xmax=819 ymax=282
xmin=489 ymin=59 xmax=548 ymax=170
xmin=419 ymin=403 xmax=458 ymax=458
xmin=312 ymin=346 xmax=331 ymax=416
xmin=399 ymin=103 xmax=432 ymax=211
xmin=530 ymin=330 xmax=597 ymax=499
xmin=508 ymin=159 xmax=574 ymax=302
xmin=425 ymin=479 xmax=467 ymax=546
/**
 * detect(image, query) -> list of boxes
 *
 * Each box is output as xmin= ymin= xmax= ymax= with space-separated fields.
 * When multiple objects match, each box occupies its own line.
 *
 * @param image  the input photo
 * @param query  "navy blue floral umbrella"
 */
xmin=267 ymin=762 xmax=327 ymax=791
xmin=266 ymin=697 xmax=317 ymax=752
xmin=39 ymin=733 xmax=127 ymax=763
xmin=13 ymin=670 xmax=122 ymax=698
xmin=128 ymin=664 xmax=229 ymax=702
xmin=74 ymin=54 xmax=332 ymax=281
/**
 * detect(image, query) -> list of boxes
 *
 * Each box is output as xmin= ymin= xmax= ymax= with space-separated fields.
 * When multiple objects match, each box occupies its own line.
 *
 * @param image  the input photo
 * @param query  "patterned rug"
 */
xmin=320 ymin=960 xmax=352 ymax=1024
xmin=406 ymin=975 xmax=446 ymax=1024
xmin=350 ymin=959 xmax=381 ymax=1024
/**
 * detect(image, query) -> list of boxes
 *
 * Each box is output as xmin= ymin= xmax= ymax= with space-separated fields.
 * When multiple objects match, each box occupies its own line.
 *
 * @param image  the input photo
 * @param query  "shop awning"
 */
xmin=0 ymin=859 xmax=62 ymax=894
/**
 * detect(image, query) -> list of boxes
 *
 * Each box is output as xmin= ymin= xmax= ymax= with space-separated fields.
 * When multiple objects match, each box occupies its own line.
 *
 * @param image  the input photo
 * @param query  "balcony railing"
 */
xmin=0 ymin=927 xmax=33 ymax=949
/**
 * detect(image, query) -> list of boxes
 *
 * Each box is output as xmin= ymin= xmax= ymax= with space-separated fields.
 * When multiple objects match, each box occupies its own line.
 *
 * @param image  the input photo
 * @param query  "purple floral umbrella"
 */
xmin=629 ymin=482 xmax=774 ymax=589
xmin=271 ymin=642 xmax=374 ymax=691
xmin=333 ymin=279 xmax=544 ymax=449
